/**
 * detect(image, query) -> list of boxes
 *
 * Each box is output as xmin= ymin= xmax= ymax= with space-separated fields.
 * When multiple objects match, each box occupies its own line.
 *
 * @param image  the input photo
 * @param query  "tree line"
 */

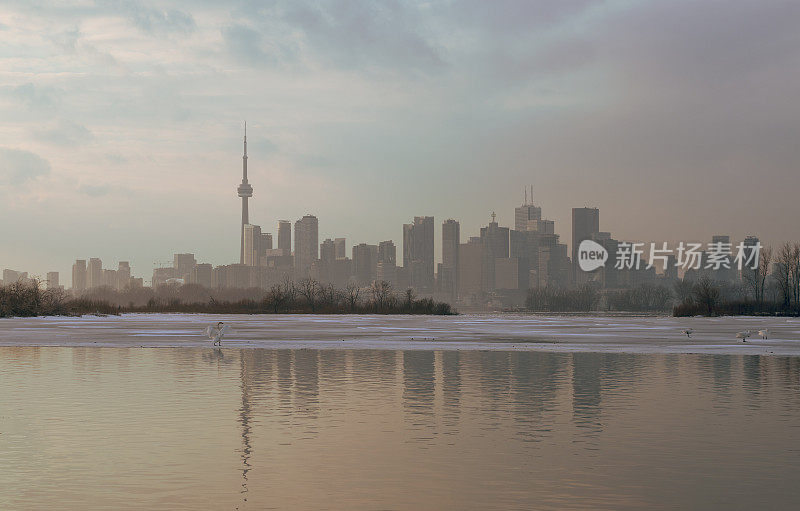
xmin=0 ymin=277 xmax=454 ymax=318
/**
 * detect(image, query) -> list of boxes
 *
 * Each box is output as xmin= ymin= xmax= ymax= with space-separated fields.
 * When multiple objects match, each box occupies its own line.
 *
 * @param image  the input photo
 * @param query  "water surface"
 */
xmin=2 ymin=347 xmax=799 ymax=510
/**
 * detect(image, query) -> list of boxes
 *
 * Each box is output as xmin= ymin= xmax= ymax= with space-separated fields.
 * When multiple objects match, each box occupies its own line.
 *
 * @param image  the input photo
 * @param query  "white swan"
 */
xmin=205 ymin=321 xmax=230 ymax=346
xmin=735 ymin=330 xmax=752 ymax=342
xmin=758 ymin=329 xmax=770 ymax=339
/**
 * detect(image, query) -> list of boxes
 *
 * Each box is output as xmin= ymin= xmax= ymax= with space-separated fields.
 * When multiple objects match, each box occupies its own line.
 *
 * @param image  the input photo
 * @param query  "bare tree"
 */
xmin=404 ymin=288 xmax=416 ymax=310
xmin=282 ymin=276 xmax=297 ymax=310
xmin=673 ymin=278 xmax=694 ymax=304
xmin=791 ymin=243 xmax=800 ymax=310
xmin=743 ymin=245 xmax=772 ymax=309
xmin=345 ymin=282 xmax=361 ymax=312
xmin=370 ymin=280 xmax=393 ymax=310
xmin=775 ymin=242 xmax=794 ymax=309
xmin=692 ymin=275 xmax=721 ymax=316
xmin=265 ymin=284 xmax=285 ymax=313
xmin=298 ymin=278 xmax=320 ymax=312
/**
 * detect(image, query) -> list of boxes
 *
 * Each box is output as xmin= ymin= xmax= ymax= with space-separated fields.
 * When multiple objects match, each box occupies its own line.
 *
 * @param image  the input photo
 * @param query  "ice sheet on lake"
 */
xmin=1 ymin=313 xmax=799 ymax=355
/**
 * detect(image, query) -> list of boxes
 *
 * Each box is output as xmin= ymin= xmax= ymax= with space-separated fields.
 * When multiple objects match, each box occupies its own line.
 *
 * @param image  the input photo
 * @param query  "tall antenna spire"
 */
xmin=238 ymin=121 xmax=254 ymax=264
xmin=524 ymin=186 xmax=528 ymax=205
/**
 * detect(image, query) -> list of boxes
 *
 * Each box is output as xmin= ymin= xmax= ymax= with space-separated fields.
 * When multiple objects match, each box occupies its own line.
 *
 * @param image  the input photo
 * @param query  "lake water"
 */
xmin=2 ymin=341 xmax=799 ymax=509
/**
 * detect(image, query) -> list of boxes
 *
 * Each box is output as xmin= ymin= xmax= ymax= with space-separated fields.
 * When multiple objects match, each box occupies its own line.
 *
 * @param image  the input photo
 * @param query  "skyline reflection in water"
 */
xmin=1 ymin=347 xmax=799 ymax=510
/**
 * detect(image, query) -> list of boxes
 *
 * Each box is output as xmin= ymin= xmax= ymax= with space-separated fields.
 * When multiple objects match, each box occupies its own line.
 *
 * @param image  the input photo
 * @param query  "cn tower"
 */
xmin=237 ymin=122 xmax=253 ymax=264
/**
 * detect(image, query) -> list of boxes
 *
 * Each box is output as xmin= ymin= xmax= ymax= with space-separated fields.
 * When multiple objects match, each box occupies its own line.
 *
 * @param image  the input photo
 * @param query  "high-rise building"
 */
xmin=515 ymin=188 xmax=543 ymax=232
xmin=480 ymin=213 xmax=509 ymax=291
xmin=103 ymin=269 xmax=118 ymax=289
xmin=458 ymin=238 xmax=485 ymax=301
xmin=87 ymin=258 xmax=102 ymax=289
xmin=334 ymin=238 xmax=347 ymax=260
xmin=261 ymin=233 xmax=273 ymax=251
xmin=352 ymin=243 xmax=378 ymax=285
xmin=2 ymin=269 xmax=28 ymax=286
xmin=294 ymin=215 xmax=319 ymax=277
xmin=243 ymin=224 xmax=262 ymax=266
xmin=46 ymin=272 xmax=59 ymax=290
xmin=237 ymin=124 xmax=254 ymax=264
xmin=740 ymin=236 xmax=761 ymax=281
xmin=117 ymin=262 xmax=131 ymax=290
xmin=403 ymin=216 xmax=434 ymax=293
xmin=440 ymin=219 xmax=460 ymax=297
xmin=572 ymin=207 xmax=600 ymax=283
xmin=278 ymin=220 xmax=291 ymax=254
xmin=192 ymin=263 xmax=213 ymax=288
xmin=377 ymin=240 xmax=397 ymax=285
xmin=320 ymin=239 xmax=336 ymax=264
xmin=174 ymin=253 xmax=197 ymax=278
xmin=72 ymin=259 xmax=87 ymax=291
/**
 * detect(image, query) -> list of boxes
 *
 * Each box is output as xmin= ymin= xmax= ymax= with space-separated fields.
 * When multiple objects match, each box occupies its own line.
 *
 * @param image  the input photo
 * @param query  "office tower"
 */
xmin=237 ymin=124 xmax=254 ymax=264
xmin=278 ymin=220 xmax=291 ymax=254
xmin=479 ymin=213 xmax=510 ymax=292
xmin=2 ymin=269 xmax=28 ymax=285
xmin=72 ymin=259 xmax=87 ymax=291
xmin=403 ymin=216 xmax=435 ymax=292
xmin=458 ymin=238 xmax=485 ymax=300
xmin=515 ymin=187 xmax=543 ymax=231
xmin=242 ymin=224 xmax=261 ymax=266
xmin=174 ymin=253 xmax=197 ymax=278
xmin=192 ymin=263 xmax=213 ymax=288
xmin=46 ymin=272 xmax=59 ymax=289
xmin=103 ymin=269 xmax=118 ymax=289
xmin=740 ymin=235 xmax=760 ymax=280
xmin=334 ymin=238 xmax=346 ymax=259
xmin=664 ymin=254 xmax=678 ymax=281
xmin=440 ymin=219 xmax=460 ymax=297
xmin=377 ymin=240 xmax=397 ymax=285
xmin=87 ymin=258 xmax=102 ymax=289
xmin=320 ymin=239 xmax=336 ymax=264
xmin=294 ymin=215 xmax=319 ymax=277
xmin=117 ymin=262 xmax=131 ymax=290
xmin=352 ymin=243 xmax=378 ymax=286
xmin=572 ymin=207 xmax=600 ymax=282
xmin=709 ymin=234 xmax=736 ymax=282
xmin=261 ymin=233 xmax=273 ymax=250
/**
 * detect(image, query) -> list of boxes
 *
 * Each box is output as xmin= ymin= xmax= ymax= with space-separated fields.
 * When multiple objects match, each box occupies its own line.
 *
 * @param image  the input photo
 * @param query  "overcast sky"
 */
xmin=2 ymin=0 xmax=799 ymax=284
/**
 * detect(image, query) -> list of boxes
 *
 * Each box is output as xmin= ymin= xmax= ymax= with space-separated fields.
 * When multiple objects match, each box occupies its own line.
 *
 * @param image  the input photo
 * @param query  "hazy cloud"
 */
xmin=34 ymin=120 xmax=94 ymax=146
xmin=0 ymin=148 xmax=52 ymax=186
xmin=13 ymin=83 xmax=63 ymax=111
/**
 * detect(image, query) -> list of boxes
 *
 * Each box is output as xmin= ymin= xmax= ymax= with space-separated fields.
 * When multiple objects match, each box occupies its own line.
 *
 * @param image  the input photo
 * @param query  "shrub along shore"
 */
xmin=0 ymin=279 xmax=454 ymax=318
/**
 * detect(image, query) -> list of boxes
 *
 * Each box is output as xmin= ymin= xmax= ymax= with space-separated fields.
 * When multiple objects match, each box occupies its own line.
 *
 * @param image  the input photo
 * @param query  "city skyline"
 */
xmin=2 ymin=1 xmax=800 ymax=284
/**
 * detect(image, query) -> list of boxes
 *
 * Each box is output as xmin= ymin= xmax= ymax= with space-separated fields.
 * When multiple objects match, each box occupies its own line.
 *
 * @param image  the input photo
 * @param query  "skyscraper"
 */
xmin=46 ymin=272 xmax=59 ymax=290
xmin=294 ymin=215 xmax=319 ymax=277
xmin=278 ymin=220 xmax=291 ymax=254
xmin=320 ymin=238 xmax=336 ymax=264
xmin=377 ymin=240 xmax=397 ymax=285
xmin=87 ymin=258 xmax=102 ymax=289
xmin=572 ymin=207 xmax=600 ymax=282
xmin=334 ymin=238 xmax=346 ymax=260
xmin=237 ymin=124 xmax=253 ymax=264
xmin=117 ymin=261 xmax=131 ymax=290
xmin=480 ymin=213 xmax=509 ymax=291
xmin=352 ymin=243 xmax=378 ymax=285
xmin=441 ymin=219 xmax=460 ymax=297
xmin=515 ymin=186 xmax=542 ymax=231
xmin=174 ymin=253 xmax=197 ymax=278
xmin=403 ymin=216 xmax=434 ymax=292
xmin=243 ymin=224 xmax=262 ymax=266
xmin=72 ymin=259 xmax=86 ymax=291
